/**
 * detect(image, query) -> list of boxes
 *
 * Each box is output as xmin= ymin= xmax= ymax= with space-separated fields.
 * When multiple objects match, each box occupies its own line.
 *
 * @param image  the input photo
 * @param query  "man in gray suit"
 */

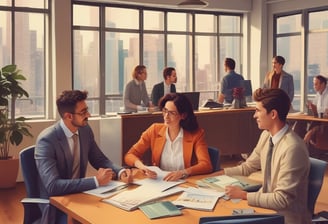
xmin=35 ymin=90 xmax=133 ymax=224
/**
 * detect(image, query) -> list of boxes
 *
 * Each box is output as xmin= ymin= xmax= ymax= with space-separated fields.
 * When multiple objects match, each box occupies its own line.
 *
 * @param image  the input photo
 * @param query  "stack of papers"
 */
xmin=102 ymin=185 xmax=184 ymax=211
xmin=172 ymin=187 xmax=223 ymax=211
xmin=102 ymin=166 xmax=186 ymax=211
xmin=83 ymin=181 xmax=128 ymax=198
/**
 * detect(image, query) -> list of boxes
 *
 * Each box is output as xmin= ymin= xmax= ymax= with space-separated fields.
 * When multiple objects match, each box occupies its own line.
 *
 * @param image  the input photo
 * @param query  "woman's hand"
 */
xmin=163 ymin=170 xmax=187 ymax=181
xmin=141 ymin=167 xmax=157 ymax=179
xmin=119 ymin=169 xmax=133 ymax=183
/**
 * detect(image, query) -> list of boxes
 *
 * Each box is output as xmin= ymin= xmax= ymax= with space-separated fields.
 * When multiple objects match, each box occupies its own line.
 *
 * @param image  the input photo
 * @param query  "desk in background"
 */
xmin=287 ymin=113 xmax=328 ymax=123
xmin=50 ymin=174 xmax=273 ymax=224
xmin=99 ymin=108 xmax=261 ymax=166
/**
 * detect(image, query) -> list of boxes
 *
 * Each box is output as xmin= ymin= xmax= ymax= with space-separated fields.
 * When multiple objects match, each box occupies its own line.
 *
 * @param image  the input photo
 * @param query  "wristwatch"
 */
xmin=181 ymin=169 xmax=189 ymax=179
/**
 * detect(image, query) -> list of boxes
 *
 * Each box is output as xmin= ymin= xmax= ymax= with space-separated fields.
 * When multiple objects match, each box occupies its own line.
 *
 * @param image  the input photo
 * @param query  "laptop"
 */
xmin=180 ymin=92 xmax=200 ymax=111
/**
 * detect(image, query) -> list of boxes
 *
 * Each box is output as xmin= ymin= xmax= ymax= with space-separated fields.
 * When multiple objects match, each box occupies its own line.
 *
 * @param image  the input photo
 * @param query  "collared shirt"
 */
xmin=271 ymin=124 xmax=289 ymax=147
xmin=313 ymin=86 xmax=328 ymax=114
xmin=164 ymin=83 xmax=171 ymax=95
xmin=160 ymin=127 xmax=184 ymax=171
xmin=59 ymin=119 xmax=99 ymax=186
xmin=60 ymin=119 xmax=78 ymax=156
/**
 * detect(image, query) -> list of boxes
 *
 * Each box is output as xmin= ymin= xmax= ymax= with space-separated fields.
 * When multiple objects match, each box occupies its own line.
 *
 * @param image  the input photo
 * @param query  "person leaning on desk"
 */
xmin=213 ymin=88 xmax=311 ymax=224
xmin=124 ymin=93 xmax=213 ymax=181
xmin=123 ymin=65 xmax=153 ymax=113
xmin=35 ymin=90 xmax=133 ymax=224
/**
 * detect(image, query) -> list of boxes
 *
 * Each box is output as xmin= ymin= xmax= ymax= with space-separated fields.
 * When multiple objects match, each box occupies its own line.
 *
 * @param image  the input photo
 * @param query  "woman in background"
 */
xmin=123 ymin=65 xmax=152 ymax=112
xmin=124 ymin=93 xmax=212 ymax=181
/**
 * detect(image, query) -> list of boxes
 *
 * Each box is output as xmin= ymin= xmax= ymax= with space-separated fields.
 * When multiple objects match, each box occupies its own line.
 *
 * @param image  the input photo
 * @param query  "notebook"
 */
xmin=139 ymin=201 xmax=182 ymax=219
xmin=180 ymin=92 xmax=200 ymax=111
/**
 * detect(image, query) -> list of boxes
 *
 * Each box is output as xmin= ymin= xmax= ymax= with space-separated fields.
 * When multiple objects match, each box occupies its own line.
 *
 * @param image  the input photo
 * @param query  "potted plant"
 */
xmin=0 ymin=64 xmax=33 ymax=188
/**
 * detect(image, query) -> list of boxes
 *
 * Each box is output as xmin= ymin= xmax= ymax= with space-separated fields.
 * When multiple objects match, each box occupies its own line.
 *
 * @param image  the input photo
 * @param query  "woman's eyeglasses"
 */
xmin=162 ymin=108 xmax=178 ymax=117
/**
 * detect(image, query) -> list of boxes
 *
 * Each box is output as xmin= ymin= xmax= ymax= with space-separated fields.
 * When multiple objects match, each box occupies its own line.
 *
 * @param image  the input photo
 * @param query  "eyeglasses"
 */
xmin=73 ymin=108 xmax=89 ymax=116
xmin=162 ymin=108 xmax=178 ymax=117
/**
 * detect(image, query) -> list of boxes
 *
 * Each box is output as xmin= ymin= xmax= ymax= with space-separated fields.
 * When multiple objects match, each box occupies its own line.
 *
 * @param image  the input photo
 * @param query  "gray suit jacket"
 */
xmin=35 ymin=121 xmax=123 ymax=223
xmin=263 ymin=70 xmax=294 ymax=102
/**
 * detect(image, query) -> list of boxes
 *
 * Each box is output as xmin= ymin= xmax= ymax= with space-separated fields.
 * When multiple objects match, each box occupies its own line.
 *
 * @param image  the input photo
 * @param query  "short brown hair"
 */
xmin=163 ymin=67 xmax=175 ymax=80
xmin=253 ymin=88 xmax=290 ymax=122
xmin=56 ymin=90 xmax=88 ymax=118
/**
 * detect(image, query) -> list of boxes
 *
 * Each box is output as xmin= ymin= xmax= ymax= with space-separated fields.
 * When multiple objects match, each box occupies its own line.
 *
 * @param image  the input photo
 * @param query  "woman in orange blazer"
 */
xmin=124 ymin=93 xmax=212 ymax=181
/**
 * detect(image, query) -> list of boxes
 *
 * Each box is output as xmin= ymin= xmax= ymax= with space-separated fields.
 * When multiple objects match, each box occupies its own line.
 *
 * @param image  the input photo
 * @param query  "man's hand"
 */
xmin=119 ymin=169 xmax=133 ymax=183
xmin=96 ymin=168 xmax=115 ymax=186
xmin=225 ymin=185 xmax=247 ymax=200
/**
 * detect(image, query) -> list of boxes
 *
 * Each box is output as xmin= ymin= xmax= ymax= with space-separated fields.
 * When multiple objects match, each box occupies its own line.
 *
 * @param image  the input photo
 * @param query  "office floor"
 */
xmin=0 ymin=156 xmax=327 ymax=224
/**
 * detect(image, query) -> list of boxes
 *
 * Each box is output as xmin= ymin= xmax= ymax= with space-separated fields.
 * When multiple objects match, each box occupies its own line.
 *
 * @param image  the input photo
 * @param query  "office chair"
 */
xmin=199 ymin=214 xmax=284 ymax=224
xmin=208 ymin=146 xmax=220 ymax=172
xmin=308 ymin=157 xmax=328 ymax=223
xmin=20 ymin=145 xmax=49 ymax=224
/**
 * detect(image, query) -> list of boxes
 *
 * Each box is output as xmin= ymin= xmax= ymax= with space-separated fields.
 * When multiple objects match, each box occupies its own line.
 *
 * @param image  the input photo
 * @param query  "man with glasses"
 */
xmin=35 ymin=90 xmax=133 ymax=224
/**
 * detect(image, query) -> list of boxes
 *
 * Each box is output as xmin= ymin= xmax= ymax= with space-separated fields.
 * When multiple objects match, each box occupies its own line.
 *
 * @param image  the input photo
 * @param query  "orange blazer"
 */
xmin=124 ymin=123 xmax=212 ymax=175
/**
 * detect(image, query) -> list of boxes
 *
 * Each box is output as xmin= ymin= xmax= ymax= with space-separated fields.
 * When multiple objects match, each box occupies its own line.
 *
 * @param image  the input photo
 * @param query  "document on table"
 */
xmin=83 ymin=180 xmax=128 ymax=198
xmin=133 ymin=166 xmax=186 ymax=192
xmin=102 ymin=185 xmax=184 ymax=211
xmin=172 ymin=187 xmax=224 ymax=211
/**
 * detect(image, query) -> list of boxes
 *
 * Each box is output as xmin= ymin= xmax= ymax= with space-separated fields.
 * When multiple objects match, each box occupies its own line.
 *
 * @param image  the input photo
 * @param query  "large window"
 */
xmin=73 ymin=2 xmax=243 ymax=115
xmin=0 ymin=1 xmax=49 ymax=118
xmin=275 ymin=7 xmax=328 ymax=112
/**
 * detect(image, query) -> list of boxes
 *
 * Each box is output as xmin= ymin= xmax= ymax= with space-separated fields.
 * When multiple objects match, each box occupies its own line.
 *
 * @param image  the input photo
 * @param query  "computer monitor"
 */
xmin=239 ymin=80 xmax=253 ymax=102
xmin=199 ymin=214 xmax=284 ymax=224
xmin=180 ymin=92 xmax=200 ymax=111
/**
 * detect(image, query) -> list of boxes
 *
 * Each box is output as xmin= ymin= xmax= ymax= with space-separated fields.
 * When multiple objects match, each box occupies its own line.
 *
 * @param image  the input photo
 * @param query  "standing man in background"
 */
xmin=151 ymin=67 xmax=177 ymax=107
xmin=263 ymin=55 xmax=294 ymax=103
xmin=217 ymin=58 xmax=244 ymax=104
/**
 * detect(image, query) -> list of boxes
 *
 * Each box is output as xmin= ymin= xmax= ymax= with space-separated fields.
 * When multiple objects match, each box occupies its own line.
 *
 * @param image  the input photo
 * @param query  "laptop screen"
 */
xmin=180 ymin=92 xmax=200 ymax=111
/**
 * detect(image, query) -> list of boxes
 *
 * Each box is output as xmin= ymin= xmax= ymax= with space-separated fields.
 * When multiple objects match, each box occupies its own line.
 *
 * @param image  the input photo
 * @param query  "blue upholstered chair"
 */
xmin=20 ymin=145 xmax=49 ymax=224
xmin=308 ymin=157 xmax=328 ymax=223
xmin=208 ymin=146 xmax=220 ymax=172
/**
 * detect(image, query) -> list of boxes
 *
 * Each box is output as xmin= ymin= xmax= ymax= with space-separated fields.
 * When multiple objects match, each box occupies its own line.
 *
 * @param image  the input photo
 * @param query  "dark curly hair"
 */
xmin=159 ymin=93 xmax=199 ymax=132
xmin=56 ymin=90 xmax=88 ymax=117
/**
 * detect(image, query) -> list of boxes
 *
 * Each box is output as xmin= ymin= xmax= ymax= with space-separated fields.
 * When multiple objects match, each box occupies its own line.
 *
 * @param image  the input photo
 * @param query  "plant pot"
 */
xmin=0 ymin=157 xmax=19 ymax=189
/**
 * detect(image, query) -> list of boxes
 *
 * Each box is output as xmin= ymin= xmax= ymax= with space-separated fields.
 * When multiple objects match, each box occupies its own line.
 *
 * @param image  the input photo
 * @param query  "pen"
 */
xmin=101 ymin=184 xmax=128 ymax=194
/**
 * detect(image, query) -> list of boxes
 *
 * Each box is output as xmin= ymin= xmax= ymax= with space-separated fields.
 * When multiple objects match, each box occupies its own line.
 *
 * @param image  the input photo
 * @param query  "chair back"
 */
xmin=308 ymin=157 xmax=327 ymax=215
xmin=208 ymin=146 xmax=220 ymax=172
xmin=20 ymin=145 xmax=40 ymax=198
xmin=199 ymin=214 xmax=284 ymax=224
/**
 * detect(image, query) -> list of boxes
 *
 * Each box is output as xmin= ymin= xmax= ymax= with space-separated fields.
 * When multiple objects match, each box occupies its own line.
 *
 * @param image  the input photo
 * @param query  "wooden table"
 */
xmin=50 ymin=174 xmax=274 ymax=224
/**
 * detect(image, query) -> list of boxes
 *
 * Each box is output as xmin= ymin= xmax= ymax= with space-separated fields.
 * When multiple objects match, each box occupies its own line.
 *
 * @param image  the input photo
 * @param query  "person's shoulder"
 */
xmin=152 ymin=82 xmax=163 ymax=89
xmin=37 ymin=122 xmax=61 ymax=140
xmin=282 ymin=70 xmax=293 ymax=78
